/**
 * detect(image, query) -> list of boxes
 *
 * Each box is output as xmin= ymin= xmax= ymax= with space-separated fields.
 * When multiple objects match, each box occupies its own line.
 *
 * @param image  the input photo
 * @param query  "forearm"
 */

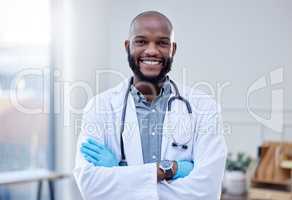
xmin=75 ymin=136 xmax=159 ymax=200
xmin=157 ymin=156 xmax=226 ymax=200
xmin=74 ymin=161 xmax=159 ymax=200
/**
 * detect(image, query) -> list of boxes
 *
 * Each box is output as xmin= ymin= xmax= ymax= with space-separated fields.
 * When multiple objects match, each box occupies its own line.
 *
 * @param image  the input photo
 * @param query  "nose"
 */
xmin=144 ymin=42 xmax=159 ymax=56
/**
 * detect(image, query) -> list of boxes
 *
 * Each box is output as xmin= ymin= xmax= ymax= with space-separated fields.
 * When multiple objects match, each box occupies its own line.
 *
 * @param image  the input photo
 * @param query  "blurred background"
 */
xmin=0 ymin=0 xmax=291 ymax=199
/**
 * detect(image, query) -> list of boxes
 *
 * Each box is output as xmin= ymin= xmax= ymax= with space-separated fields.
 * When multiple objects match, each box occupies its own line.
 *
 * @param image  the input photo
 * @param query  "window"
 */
xmin=0 ymin=0 xmax=51 ymax=199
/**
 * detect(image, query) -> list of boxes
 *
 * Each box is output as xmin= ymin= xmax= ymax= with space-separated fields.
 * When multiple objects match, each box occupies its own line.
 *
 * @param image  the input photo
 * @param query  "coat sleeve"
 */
xmin=158 ymin=98 xmax=227 ymax=200
xmin=73 ymin=97 xmax=159 ymax=200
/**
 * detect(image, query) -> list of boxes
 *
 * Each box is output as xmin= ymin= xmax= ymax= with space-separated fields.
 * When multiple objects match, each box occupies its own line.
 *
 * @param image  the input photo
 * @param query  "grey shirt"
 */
xmin=130 ymin=81 xmax=172 ymax=163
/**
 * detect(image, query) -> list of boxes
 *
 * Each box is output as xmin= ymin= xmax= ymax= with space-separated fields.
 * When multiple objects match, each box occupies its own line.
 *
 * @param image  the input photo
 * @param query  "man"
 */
xmin=74 ymin=11 xmax=227 ymax=200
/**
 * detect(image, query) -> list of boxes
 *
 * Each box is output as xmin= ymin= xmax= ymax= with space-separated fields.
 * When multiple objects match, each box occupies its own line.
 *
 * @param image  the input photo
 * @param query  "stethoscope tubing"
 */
xmin=119 ymin=77 xmax=192 ymax=166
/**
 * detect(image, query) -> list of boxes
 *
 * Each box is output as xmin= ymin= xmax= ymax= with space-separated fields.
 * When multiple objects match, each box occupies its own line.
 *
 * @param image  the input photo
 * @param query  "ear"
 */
xmin=171 ymin=42 xmax=177 ymax=57
xmin=124 ymin=40 xmax=130 ymax=52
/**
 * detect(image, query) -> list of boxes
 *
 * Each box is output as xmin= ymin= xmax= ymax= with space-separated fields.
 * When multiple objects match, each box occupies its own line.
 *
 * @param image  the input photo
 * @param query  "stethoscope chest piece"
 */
xmin=166 ymin=106 xmax=195 ymax=151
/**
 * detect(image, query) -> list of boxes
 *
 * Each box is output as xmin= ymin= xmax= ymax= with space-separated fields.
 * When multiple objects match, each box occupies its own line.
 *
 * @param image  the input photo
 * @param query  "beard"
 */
xmin=126 ymin=47 xmax=173 ymax=84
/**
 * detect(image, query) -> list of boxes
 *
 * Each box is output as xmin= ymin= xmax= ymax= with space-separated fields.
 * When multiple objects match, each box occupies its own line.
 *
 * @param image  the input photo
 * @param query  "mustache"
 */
xmin=126 ymin=47 xmax=170 ymax=68
xmin=126 ymin=47 xmax=173 ymax=84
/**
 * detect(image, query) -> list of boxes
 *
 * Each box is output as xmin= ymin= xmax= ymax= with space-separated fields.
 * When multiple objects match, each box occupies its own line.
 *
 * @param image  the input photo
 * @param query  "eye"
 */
xmin=158 ymin=40 xmax=170 ymax=47
xmin=134 ymin=40 xmax=146 ymax=46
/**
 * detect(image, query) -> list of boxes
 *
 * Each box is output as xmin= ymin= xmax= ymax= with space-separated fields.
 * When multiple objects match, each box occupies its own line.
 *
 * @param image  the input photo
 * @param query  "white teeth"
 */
xmin=142 ymin=60 xmax=160 ymax=65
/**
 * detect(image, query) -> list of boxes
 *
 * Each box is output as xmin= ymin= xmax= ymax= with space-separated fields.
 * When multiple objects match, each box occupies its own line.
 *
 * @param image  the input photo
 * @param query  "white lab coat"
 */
xmin=73 ymin=78 xmax=227 ymax=200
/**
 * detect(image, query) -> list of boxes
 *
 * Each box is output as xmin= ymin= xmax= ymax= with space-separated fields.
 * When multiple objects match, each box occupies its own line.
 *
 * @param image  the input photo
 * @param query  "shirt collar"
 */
xmin=130 ymin=79 xmax=172 ymax=103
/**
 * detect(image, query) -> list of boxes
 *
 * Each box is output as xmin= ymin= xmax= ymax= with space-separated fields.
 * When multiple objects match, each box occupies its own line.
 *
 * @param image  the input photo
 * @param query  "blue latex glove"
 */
xmin=172 ymin=160 xmax=194 ymax=179
xmin=80 ymin=138 xmax=119 ymax=167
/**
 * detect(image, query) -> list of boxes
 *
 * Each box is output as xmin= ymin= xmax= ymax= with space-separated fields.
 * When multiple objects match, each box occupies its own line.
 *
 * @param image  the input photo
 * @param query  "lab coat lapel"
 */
xmin=160 ymin=82 xmax=196 ymax=160
xmin=161 ymin=111 xmax=171 ymax=160
xmin=160 ymin=84 xmax=177 ymax=160
xmin=121 ymin=88 xmax=144 ymax=165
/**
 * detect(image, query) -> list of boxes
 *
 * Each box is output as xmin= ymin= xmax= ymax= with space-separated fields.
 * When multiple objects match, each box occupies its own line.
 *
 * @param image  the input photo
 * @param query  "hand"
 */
xmin=80 ymin=138 xmax=119 ymax=167
xmin=157 ymin=163 xmax=165 ymax=182
xmin=172 ymin=160 xmax=194 ymax=179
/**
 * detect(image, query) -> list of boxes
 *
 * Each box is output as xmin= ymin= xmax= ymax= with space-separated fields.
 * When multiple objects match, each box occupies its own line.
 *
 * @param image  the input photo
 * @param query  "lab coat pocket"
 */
xmin=163 ymin=112 xmax=195 ymax=161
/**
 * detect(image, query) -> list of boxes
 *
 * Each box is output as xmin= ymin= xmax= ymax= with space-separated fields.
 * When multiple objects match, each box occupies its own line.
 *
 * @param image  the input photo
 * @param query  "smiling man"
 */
xmin=126 ymin=12 xmax=175 ymax=85
xmin=74 ymin=11 xmax=227 ymax=200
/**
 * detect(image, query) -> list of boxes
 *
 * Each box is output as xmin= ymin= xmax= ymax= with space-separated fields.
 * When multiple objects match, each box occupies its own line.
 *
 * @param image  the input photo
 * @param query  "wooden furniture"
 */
xmin=249 ymin=188 xmax=292 ymax=200
xmin=248 ymin=142 xmax=292 ymax=200
xmin=0 ymin=169 xmax=70 ymax=200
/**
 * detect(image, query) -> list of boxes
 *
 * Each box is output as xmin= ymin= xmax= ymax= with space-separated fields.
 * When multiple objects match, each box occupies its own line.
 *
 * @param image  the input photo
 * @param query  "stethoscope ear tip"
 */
xmin=172 ymin=142 xmax=188 ymax=150
xmin=172 ymin=142 xmax=178 ymax=147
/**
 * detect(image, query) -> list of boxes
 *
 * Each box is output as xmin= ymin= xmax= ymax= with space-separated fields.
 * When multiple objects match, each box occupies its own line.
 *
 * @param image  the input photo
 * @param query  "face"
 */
xmin=125 ymin=15 xmax=177 ymax=84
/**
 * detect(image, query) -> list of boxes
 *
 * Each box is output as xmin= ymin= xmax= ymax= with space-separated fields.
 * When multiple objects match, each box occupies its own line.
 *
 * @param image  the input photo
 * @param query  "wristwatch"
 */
xmin=159 ymin=160 xmax=175 ymax=180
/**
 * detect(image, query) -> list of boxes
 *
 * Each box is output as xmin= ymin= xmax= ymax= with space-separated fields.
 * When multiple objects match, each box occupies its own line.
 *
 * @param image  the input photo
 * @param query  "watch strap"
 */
xmin=164 ymin=168 xmax=174 ymax=180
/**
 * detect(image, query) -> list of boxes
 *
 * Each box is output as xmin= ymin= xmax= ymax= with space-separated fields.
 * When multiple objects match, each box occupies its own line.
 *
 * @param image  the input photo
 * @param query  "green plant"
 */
xmin=226 ymin=152 xmax=252 ymax=173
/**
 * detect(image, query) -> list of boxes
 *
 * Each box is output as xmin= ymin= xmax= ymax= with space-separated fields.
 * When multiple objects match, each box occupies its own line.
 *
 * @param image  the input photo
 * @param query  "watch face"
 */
xmin=160 ymin=160 xmax=172 ymax=170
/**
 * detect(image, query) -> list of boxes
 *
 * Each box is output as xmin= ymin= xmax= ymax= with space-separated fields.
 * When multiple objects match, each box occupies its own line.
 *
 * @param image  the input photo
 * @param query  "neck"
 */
xmin=133 ymin=76 xmax=165 ymax=102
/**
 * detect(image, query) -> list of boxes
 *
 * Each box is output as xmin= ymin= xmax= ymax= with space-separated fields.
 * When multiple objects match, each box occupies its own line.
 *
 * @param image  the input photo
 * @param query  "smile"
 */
xmin=139 ymin=58 xmax=162 ymax=65
xmin=141 ymin=60 xmax=161 ymax=65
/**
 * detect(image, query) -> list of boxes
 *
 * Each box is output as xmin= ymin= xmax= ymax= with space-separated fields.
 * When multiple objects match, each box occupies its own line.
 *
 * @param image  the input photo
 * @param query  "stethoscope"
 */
xmin=119 ymin=77 xmax=193 ymax=166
